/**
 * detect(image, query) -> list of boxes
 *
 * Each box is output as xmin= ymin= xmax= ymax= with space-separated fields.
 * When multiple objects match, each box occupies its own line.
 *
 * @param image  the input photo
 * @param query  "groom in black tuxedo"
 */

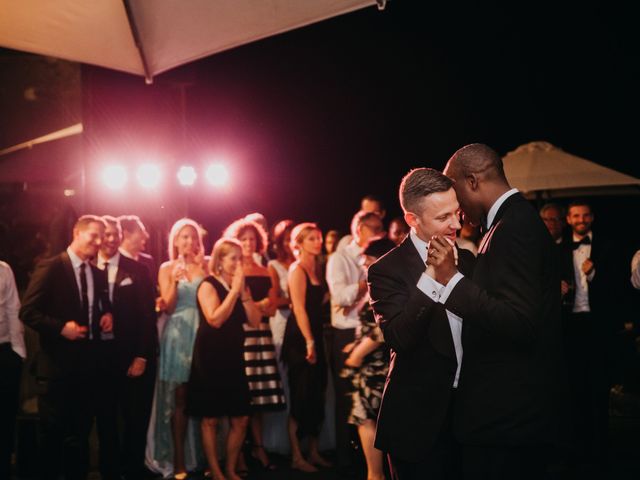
xmin=428 ymin=144 xmax=568 ymax=479
xmin=98 ymin=216 xmax=157 ymax=480
xmin=20 ymin=215 xmax=113 ymax=480
xmin=368 ymin=168 xmax=474 ymax=479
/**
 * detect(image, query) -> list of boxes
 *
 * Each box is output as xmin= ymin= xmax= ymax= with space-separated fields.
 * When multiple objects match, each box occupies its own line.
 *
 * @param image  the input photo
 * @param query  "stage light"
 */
xmin=205 ymin=164 xmax=229 ymax=187
xmin=102 ymin=165 xmax=127 ymax=189
xmin=137 ymin=164 xmax=162 ymax=189
xmin=177 ymin=166 xmax=197 ymax=186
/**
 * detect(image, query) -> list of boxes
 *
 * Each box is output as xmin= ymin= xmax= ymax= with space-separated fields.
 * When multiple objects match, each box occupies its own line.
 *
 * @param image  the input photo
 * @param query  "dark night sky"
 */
xmin=2 ymin=0 xmax=638 ymax=254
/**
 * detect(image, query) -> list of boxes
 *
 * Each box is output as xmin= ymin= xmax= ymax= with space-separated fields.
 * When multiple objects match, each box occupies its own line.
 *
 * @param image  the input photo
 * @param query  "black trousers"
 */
xmin=461 ymin=445 xmax=549 ymax=480
xmin=389 ymin=399 xmax=460 ymax=480
xmin=117 ymin=359 xmax=156 ymax=479
xmin=38 ymin=346 xmax=119 ymax=480
xmin=0 ymin=344 xmax=22 ymax=480
xmin=327 ymin=326 xmax=356 ymax=468
xmin=563 ymin=312 xmax=610 ymax=465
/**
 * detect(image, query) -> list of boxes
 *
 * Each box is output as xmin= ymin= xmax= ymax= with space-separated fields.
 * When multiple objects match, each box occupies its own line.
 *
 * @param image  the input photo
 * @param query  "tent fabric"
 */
xmin=0 ymin=0 xmax=378 ymax=81
xmin=503 ymin=141 xmax=640 ymax=198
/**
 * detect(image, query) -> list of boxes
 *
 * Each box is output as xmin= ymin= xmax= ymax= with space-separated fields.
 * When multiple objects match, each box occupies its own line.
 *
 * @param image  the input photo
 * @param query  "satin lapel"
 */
xmin=398 ymin=236 xmax=426 ymax=283
xmin=113 ymin=256 xmax=128 ymax=304
xmin=399 ymin=237 xmax=457 ymax=362
xmin=61 ymin=252 xmax=82 ymax=311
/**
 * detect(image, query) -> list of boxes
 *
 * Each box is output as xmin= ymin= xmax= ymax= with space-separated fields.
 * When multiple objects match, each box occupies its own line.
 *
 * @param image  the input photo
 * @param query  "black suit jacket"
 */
xmin=444 ymin=193 xmax=567 ymax=447
xmin=19 ymin=252 xmax=110 ymax=380
xmin=137 ymin=252 xmax=158 ymax=285
xmin=110 ymin=255 xmax=157 ymax=373
xmin=559 ymin=232 xmax=632 ymax=333
xmin=368 ymin=236 xmax=474 ymax=461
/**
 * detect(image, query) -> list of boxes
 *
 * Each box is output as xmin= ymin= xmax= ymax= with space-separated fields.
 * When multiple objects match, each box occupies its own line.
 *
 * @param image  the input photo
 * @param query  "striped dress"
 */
xmin=244 ymin=275 xmax=286 ymax=410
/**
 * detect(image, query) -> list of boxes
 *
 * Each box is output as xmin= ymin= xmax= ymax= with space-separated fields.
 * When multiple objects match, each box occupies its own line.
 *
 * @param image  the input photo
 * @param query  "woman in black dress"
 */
xmin=282 ymin=222 xmax=331 ymax=472
xmin=186 ymin=238 xmax=261 ymax=480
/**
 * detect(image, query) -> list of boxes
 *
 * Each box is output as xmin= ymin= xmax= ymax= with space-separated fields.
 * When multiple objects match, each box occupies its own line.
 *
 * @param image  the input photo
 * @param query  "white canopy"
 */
xmin=0 ymin=0 xmax=381 ymax=83
xmin=503 ymin=141 xmax=640 ymax=199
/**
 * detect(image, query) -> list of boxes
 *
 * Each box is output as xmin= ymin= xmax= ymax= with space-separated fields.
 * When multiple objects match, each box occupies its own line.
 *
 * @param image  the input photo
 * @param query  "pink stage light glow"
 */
xmin=101 ymin=165 xmax=127 ymax=189
xmin=205 ymin=164 xmax=230 ymax=187
xmin=177 ymin=166 xmax=197 ymax=186
xmin=137 ymin=164 xmax=162 ymax=189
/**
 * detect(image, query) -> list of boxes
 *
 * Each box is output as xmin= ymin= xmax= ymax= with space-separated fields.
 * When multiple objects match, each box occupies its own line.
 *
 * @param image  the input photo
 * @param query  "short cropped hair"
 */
xmin=74 ymin=214 xmax=107 ymax=231
xmin=399 ymin=168 xmax=453 ymax=214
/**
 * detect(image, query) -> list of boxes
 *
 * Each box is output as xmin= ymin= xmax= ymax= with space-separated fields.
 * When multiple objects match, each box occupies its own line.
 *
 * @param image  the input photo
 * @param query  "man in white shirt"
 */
xmin=0 ymin=261 xmax=26 ymax=479
xmin=560 ymin=200 xmax=620 ymax=469
xmin=326 ymin=209 xmax=383 ymax=470
xmin=368 ymin=168 xmax=474 ymax=479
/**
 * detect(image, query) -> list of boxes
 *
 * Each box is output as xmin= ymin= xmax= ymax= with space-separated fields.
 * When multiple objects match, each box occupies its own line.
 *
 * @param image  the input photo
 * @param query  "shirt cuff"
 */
xmin=439 ymin=272 xmax=464 ymax=304
xmin=587 ymin=269 xmax=595 ymax=282
xmin=417 ymin=272 xmax=445 ymax=301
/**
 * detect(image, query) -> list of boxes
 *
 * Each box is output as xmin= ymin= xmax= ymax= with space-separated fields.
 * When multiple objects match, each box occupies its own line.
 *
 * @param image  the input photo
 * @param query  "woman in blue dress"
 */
xmin=151 ymin=218 xmax=208 ymax=479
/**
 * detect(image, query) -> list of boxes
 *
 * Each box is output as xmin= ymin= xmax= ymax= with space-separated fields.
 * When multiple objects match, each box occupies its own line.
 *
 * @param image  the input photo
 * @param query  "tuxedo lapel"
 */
xmin=113 ymin=256 xmax=128 ymax=304
xmin=398 ymin=237 xmax=427 ymax=283
xmin=61 ymin=252 xmax=82 ymax=311
xmin=398 ymin=237 xmax=457 ymax=362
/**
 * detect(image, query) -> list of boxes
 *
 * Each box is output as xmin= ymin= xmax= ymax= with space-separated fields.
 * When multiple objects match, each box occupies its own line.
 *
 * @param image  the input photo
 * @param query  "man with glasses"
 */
xmin=540 ymin=203 xmax=565 ymax=244
xmin=326 ymin=210 xmax=384 ymax=473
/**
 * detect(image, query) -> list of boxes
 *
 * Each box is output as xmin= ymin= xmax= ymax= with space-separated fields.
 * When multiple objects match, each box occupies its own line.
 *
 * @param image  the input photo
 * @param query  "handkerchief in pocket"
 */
xmin=119 ymin=277 xmax=133 ymax=286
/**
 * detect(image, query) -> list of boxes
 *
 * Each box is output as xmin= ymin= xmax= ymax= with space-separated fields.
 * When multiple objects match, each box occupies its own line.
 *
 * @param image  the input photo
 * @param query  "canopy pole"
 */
xmin=122 ymin=0 xmax=153 ymax=84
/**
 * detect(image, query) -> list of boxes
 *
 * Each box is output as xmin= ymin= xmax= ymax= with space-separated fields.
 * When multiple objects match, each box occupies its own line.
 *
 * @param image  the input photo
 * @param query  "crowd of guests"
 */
xmin=1 ymin=181 xmax=639 ymax=480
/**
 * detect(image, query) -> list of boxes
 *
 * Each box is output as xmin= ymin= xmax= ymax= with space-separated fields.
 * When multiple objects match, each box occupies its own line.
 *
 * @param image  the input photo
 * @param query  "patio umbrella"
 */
xmin=503 ymin=141 xmax=640 ymax=199
xmin=0 ymin=0 xmax=383 ymax=83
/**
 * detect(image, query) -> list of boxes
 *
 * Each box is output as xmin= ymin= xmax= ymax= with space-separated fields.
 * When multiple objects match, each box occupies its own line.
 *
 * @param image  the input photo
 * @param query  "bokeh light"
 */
xmin=205 ymin=164 xmax=229 ymax=187
xmin=136 ymin=163 xmax=162 ymax=189
xmin=177 ymin=165 xmax=197 ymax=186
xmin=101 ymin=165 xmax=127 ymax=189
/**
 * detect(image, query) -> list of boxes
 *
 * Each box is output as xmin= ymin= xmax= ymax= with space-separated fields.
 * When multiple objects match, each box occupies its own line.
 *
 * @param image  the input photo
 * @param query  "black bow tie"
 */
xmin=572 ymin=236 xmax=591 ymax=250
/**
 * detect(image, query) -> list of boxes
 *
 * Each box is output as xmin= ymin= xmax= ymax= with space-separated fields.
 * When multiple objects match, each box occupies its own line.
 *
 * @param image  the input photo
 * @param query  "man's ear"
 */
xmin=467 ymin=173 xmax=479 ymax=192
xmin=404 ymin=211 xmax=418 ymax=230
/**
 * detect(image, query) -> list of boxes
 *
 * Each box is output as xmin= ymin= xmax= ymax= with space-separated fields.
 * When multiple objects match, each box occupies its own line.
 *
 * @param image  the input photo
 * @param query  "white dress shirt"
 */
xmin=326 ymin=240 xmax=366 ymax=329
xmin=486 ymin=188 xmax=519 ymax=229
xmin=572 ymin=232 xmax=595 ymax=313
xmin=67 ymin=247 xmax=96 ymax=337
xmin=97 ymin=252 xmax=120 ymax=302
xmin=0 ymin=261 xmax=26 ymax=358
xmin=411 ymin=230 xmax=464 ymax=387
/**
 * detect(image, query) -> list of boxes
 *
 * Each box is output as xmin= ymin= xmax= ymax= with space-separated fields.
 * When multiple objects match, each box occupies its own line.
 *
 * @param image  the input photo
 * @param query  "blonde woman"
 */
xmin=186 ymin=238 xmax=262 ymax=480
xmin=151 ymin=218 xmax=207 ymax=479
xmin=281 ymin=223 xmax=331 ymax=472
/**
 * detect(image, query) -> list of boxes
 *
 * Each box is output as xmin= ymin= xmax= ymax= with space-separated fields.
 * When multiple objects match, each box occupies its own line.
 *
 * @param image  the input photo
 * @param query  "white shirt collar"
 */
xmin=119 ymin=247 xmax=137 ymax=261
xmin=409 ymin=229 xmax=429 ymax=263
xmin=66 ymin=246 xmax=87 ymax=269
xmin=572 ymin=231 xmax=593 ymax=242
xmin=98 ymin=251 xmax=120 ymax=268
xmin=486 ymin=188 xmax=518 ymax=229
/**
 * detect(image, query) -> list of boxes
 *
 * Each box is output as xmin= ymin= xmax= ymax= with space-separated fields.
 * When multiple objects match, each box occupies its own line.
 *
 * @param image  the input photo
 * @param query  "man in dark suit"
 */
xmin=118 ymin=215 xmax=157 ymax=281
xmin=368 ymin=168 xmax=474 ymax=479
xmin=98 ymin=216 xmax=157 ymax=480
xmin=428 ymin=143 xmax=567 ymax=479
xmin=558 ymin=201 xmax=634 ymax=470
xmin=19 ymin=215 xmax=113 ymax=480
